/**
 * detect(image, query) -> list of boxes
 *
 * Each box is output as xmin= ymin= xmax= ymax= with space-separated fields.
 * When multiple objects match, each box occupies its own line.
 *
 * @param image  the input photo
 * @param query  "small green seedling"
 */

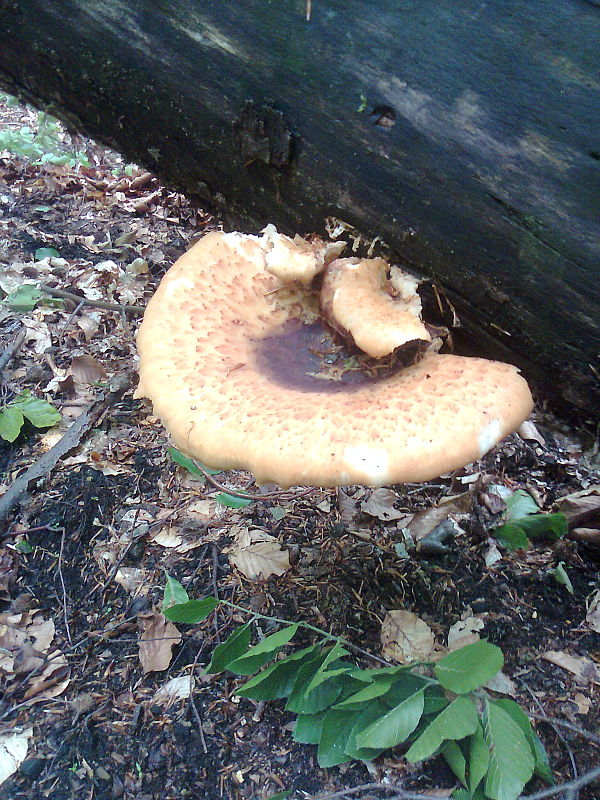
xmin=0 ymin=391 xmax=61 ymax=442
xmin=493 ymin=490 xmax=567 ymax=551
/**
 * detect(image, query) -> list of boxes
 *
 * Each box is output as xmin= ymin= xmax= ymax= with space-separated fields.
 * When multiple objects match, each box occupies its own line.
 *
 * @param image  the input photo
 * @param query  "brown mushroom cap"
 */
xmin=135 ymin=229 xmax=534 ymax=488
xmin=320 ymin=256 xmax=432 ymax=358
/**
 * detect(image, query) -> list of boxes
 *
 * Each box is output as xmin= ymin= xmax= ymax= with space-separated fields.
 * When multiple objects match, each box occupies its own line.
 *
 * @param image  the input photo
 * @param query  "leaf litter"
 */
xmin=0 ymin=94 xmax=599 ymax=799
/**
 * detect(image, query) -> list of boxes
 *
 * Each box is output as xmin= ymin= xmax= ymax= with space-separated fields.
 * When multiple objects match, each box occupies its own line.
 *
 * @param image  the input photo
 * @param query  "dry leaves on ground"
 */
xmin=586 ymin=590 xmax=600 ymax=633
xmin=360 ymin=488 xmax=407 ymax=522
xmin=380 ymin=610 xmax=437 ymax=663
xmin=0 ymin=728 xmax=32 ymax=785
xmin=542 ymin=650 xmax=600 ymax=685
xmin=138 ymin=610 xmax=181 ymax=674
xmin=227 ymin=530 xmax=291 ymax=581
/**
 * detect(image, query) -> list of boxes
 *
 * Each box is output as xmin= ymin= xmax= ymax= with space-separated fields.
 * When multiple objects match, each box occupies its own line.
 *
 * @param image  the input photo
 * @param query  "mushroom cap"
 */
xmin=320 ymin=257 xmax=432 ymax=358
xmin=135 ymin=230 xmax=534 ymax=488
xmin=262 ymin=223 xmax=345 ymax=283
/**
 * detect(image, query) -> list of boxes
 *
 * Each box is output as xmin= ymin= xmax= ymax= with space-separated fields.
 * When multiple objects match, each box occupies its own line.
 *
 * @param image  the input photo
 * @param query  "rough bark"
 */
xmin=0 ymin=0 xmax=598 ymax=417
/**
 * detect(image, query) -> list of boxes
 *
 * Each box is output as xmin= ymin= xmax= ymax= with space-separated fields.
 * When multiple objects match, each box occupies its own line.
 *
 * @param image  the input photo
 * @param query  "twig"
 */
xmin=188 ymin=685 xmax=208 ymax=754
xmin=521 ymin=767 xmax=600 ymax=799
xmin=191 ymin=459 xmax=313 ymax=502
xmin=40 ymin=283 xmax=145 ymax=316
xmin=530 ymin=714 xmax=600 ymax=746
xmin=0 ymin=328 xmax=27 ymax=373
xmin=0 ymin=375 xmax=130 ymax=523
xmin=58 ymin=528 xmax=72 ymax=645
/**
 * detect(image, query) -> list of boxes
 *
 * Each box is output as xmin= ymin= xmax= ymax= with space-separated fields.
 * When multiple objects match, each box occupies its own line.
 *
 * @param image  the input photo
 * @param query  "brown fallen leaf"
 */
xmin=447 ymin=616 xmax=484 ymax=651
xmin=585 ymin=590 xmax=600 ymax=634
xmin=555 ymin=486 xmax=600 ymax=544
xmin=0 ymin=728 xmax=33 ymax=785
xmin=407 ymin=492 xmax=471 ymax=542
xmin=69 ymin=354 xmax=108 ymax=385
xmin=138 ymin=611 xmax=181 ymax=674
xmin=228 ymin=530 xmax=291 ymax=581
xmin=361 ymin=489 xmax=406 ymax=522
xmin=542 ymin=650 xmax=600 ymax=685
xmin=380 ymin=610 xmax=437 ymax=664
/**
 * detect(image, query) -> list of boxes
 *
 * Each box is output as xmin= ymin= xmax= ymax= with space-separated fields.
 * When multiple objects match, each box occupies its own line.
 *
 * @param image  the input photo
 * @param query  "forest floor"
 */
xmin=0 ymin=97 xmax=599 ymax=800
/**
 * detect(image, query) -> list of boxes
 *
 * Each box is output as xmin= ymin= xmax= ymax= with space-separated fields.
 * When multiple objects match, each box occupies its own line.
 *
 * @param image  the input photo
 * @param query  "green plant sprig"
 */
xmin=162 ymin=575 xmax=553 ymax=800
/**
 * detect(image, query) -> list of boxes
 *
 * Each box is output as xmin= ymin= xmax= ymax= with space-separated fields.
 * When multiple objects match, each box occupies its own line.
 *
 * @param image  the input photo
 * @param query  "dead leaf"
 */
xmin=447 ymin=616 xmax=484 ymax=651
xmin=484 ymin=671 xmax=517 ymax=696
xmin=361 ymin=488 xmax=406 ymax=521
xmin=228 ymin=530 xmax=291 ymax=581
xmin=0 ymin=728 xmax=32 ymax=785
xmin=138 ymin=611 xmax=181 ymax=674
xmin=542 ymin=650 xmax=600 ymax=685
xmin=407 ymin=493 xmax=471 ymax=542
xmin=337 ymin=488 xmax=361 ymax=527
xmin=556 ymin=486 xmax=600 ymax=544
xmin=585 ymin=590 xmax=600 ymax=633
xmin=380 ymin=610 xmax=437 ymax=664
xmin=152 ymin=675 xmax=194 ymax=705
xmin=518 ymin=420 xmax=546 ymax=445
xmin=69 ymin=354 xmax=108 ymax=384
xmin=76 ymin=311 xmax=102 ymax=341
xmin=572 ymin=693 xmax=590 ymax=715
xmin=114 ymin=568 xmax=149 ymax=596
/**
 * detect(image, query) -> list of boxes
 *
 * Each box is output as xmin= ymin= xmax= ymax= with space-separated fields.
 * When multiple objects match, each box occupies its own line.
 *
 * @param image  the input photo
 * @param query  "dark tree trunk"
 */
xmin=1 ymin=0 xmax=598 ymax=417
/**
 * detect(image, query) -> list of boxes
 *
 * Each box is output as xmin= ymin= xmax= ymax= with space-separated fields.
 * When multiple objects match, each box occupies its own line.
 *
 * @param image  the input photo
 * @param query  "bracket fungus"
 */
xmin=135 ymin=228 xmax=533 ymax=488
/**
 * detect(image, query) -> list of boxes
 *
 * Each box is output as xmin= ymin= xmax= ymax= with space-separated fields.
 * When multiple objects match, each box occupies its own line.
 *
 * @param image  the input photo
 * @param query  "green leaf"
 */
xmin=552 ymin=561 xmax=574 ymax=594
xmin=162 ymin=573 xmax=189 ymax=609
xmin=215 ymin=492 xmax=252 ymax=508
xmin=453 ymin=789 xmax=486 ymax=800
xmin=334 ymin=676 xmax=396 ymax=709
xmin=285 ymin=650 xmax=330 ymax=712
xmin=167 ymin=447 xmax=220 ymax=476
xmin=317 ymin=708 xmax=356 ymax=767
xmin=0 ymin=406 xmax=24 ymax=442
xmin=519 ymin=513 xmax=567 ymax=541
xmin=468 ymin=723 xmax=490 ymax=793
xmin=237 ymin=644 xmax=322 ymax=700
xmin=34 ymin=247 xmax=60 ymax=260
xmin=343 ymin=701 xmax=388 ymax=761
xmin=12 ymin=392 xmax=61 ymax=428
xmin=355 ymin=689 xmax=424 ymax=750
xmin=163 ymin=597 xmax=219 ymax=623
xmin=380 ymin=673 xmax=430 ymax=708
xmin=206 ymin=623 xmax=253 ymax=673
xmin=265 ymin=792 xmax=290 ymax=800
xmin=494 ymin=523 xmax=531 ymax=551
xmin=505 ymin=489 xmax=539 ymax=519
xmin=442 ymin=740 xmax=467 ymax=786
xmin=484 ymin=703 xmax=535 ymax=800
xmin=435 ymin=641 xmax=504 ymax=694
xmin=406 ymin=696 xmax=478 ymax=762
xmin=4 ymin=283 xmax=43 ymax=311
xmin=423 ymin=688 xmax=450 ymax=715
xmin=226 ymin=624 xmax=298 ymax=675
xmin=492 ymin=699 xmax=553 ymax=784
xmin=15 ymin=539 xmax=34 ymax=554
xmin=34 ymin=205 xmax=52 ymax=212
xmin=293 ymin=711 xmax=327 ymax=744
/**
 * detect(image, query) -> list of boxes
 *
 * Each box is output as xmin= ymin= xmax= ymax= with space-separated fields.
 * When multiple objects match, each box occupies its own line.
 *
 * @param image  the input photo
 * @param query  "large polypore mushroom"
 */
xmin=135 ymin=228 xmax=533 ymax=488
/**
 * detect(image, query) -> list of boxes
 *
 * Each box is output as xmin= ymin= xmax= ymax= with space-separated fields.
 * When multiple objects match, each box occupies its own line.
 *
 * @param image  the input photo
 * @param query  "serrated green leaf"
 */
xmin=406 ymin=696 xmax=478 ymax=762
xmin=237 ymin=643 xmax=322 ymax=700
xmin=4 ymin=283 xmax=43 ymax=311
xmin=293 ymin=710 xmax=327 ymax=744
xmin=167 ymin=447 xmax=220 ymax=477
xmin=492 ymin=699 xmax=553 ymax=784
xmin=215 ymin=492 xmax=252 ymax=508
xmin=468 ymin=723 xmax=490 ymax=793
xmin=162 ymin=573 xmax=189 ymax=609
xmin=226 ymin=624 xmax=298 ymax=675
xmin=355 ymin=689 xmax=424 ymax=750
xmin=484 ymin=703 xmax=534 ymax=800
xmin=494 ymin=523 xmax=530 ymax=551
xmin=206 ymin=623 xmax=253 ymax=673
xmin=317 ymin=708 xmax=356 ymax=767
xmin=442 ymin=740 xmax=467 ymax=786
xmin=435 ymin=641 xmax=503 ymax=694
xmin=0 ymin=406 xmax=24 ymax=442
xmin=12 ymin=392 xmax=60 ymax=428
xmin=552 ymin=561 xmax=574 ymax=594
xmin=163 ymin=597 xmax=219 ymax=623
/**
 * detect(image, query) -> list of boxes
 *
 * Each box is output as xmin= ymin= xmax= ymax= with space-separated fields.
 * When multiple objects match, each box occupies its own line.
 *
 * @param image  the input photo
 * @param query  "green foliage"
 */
xmin=0 ymin=106 xmax=90 ymax=167
xmin=493 ymin=489 xmax=567 ymax=550
xmin=167 ymin=448 xmax=251 ymax=506
xmin=552 ymin=562 xmax=574 ymax=594
xmin=161 ymin=576 xmax=553 ymax=798
xmin=215 ymin=492 xmax=252 ymax=508
xmin=0 ymin=391 xmax=61 ymax=442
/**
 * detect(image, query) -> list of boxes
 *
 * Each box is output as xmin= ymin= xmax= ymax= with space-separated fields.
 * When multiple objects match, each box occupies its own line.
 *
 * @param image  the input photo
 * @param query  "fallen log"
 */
xmin=0 ymin=0 xmax=598 ymax=417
